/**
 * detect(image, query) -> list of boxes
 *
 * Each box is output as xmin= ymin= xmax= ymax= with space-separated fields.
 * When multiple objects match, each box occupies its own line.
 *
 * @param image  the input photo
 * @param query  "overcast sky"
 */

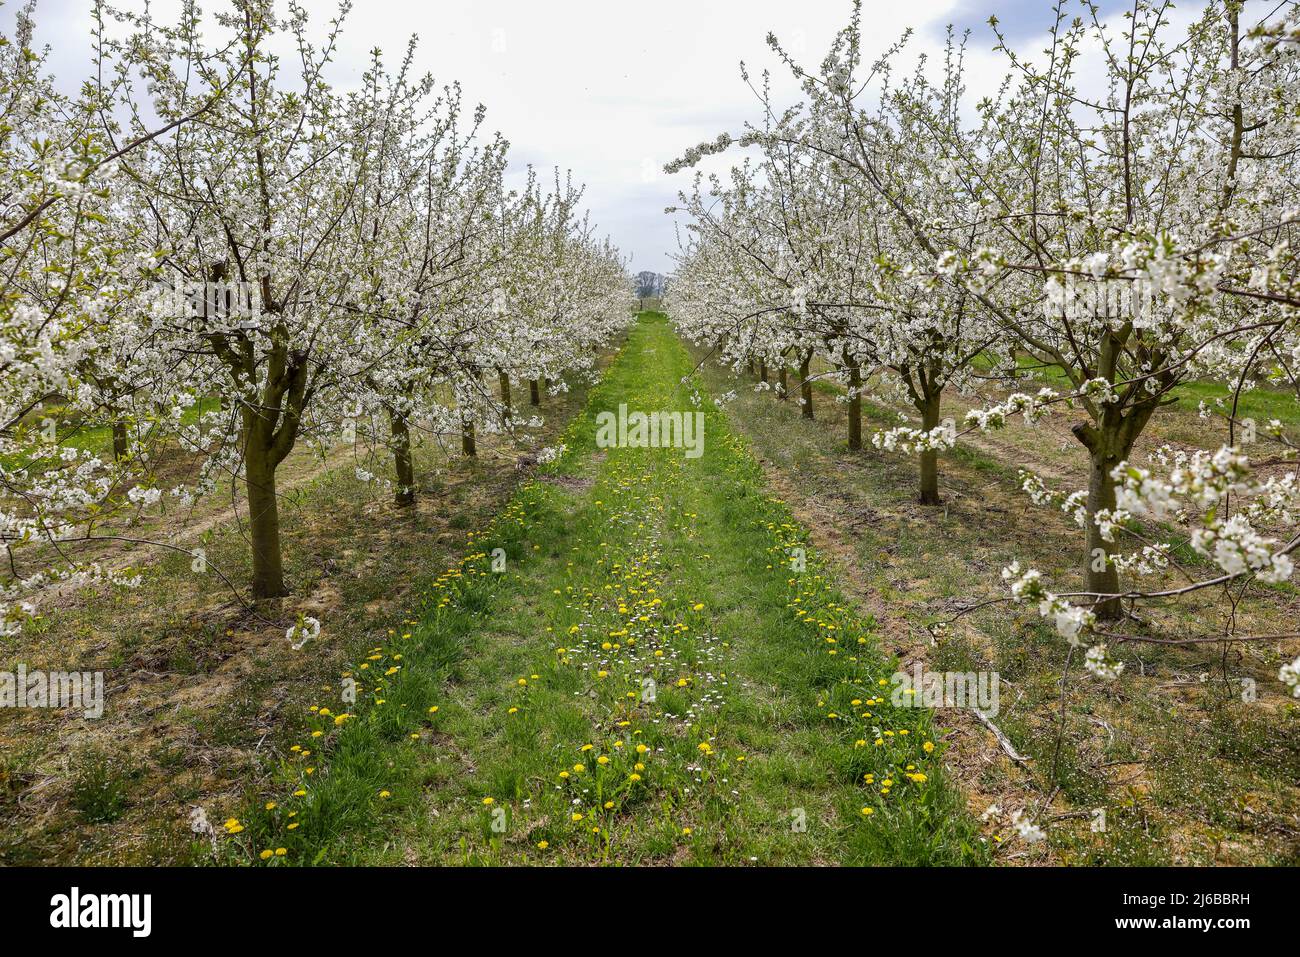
xmin=10 ymin=0 xmax=1151 ymax=274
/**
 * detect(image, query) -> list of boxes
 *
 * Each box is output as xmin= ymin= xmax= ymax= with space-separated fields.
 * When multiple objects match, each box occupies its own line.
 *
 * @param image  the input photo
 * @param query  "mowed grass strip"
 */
xmin=306 ymin=312 xmax=983 ymax=866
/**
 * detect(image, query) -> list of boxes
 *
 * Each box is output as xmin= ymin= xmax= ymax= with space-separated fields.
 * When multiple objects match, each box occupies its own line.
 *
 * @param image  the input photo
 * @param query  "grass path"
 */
xmin=231 ymin=313 xmax=982 ymax=865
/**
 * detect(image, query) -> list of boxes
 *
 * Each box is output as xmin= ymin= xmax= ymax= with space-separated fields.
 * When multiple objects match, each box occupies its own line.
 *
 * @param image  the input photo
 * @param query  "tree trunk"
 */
xmin=778 ymin=367 xmax=788 ymax=400
xmin=390 ymin=408 xmax=414 ymax=507
xmin=1084 ymin=449 xmax=1124 ymax=620
xmin=529 ymin=379 xmax=540 ymax=406
xmin=847 ymin=360 xmax=862 ymax=451
xmin=498 ymin=370 xmax=511 ymax=414
xmin=245 ymin=443 xmax=286 ymax=598
xmin=918 ymin=391 xmax=942 ymax=506
xmin=759 ymin=360 xmax=768 ymax=384
xmin=799 ymin=352 xmax=814 ymax=420
xmin=112 ymin=421 xmax=129 ymax=461
xmin=462 ymin=419 xmax=477 ymax=457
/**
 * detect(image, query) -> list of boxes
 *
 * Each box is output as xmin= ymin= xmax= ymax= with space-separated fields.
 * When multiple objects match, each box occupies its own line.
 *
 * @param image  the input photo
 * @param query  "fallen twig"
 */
xmin=974 ymin=708 xmax=1034 ymax=766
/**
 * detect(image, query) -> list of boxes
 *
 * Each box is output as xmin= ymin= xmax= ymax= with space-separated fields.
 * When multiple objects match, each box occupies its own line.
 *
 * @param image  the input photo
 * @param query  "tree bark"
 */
xmin=1083 ymin=447 xmax=1123 ymax=620
xmin=529 ymin=379 xmax=540 ymax=406
xmin=1073 ymin=411 xmax=1145 ymax=622
xmin=461 ymin=419 xmax=477 ymax=457
xmin=112 ymin=421 xmax=129 ymax=461
xmin=799 ymin=351 xmax=814 ymax=420
xmin=846 ymin=359 xmax=862 ymax=451
xmin=759 ymin=360 xmax=768 ymax=384
xmin=232 ymin=311 xmax=308 ymax=600
xmin=498 ymin=369 xmax=511 ymax=414
xmin=245 ymin=441 xmax=286 ymax=598
xmin=390 ymin=407 xmax=414 ymax=506
xmin=778 ymin=367 xmax=788 ymax=400
xmin=918 ymin=390 xmax=942 ymax=506
xmin=1068 ymin=327 xmax=1158 ymax=621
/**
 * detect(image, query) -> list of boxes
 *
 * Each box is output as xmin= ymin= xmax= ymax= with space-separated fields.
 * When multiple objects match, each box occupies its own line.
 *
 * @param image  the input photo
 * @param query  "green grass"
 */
xmin=1170 ymin=378 xmax=1300 ymax=429
xmin=223 ymin=313 xmax=985 ymax=866
xmin=969 ymin=351 xmax=1300 ymax=430
xmin=69 ymin=748 xmax=138 ymax=824
xmin=2 ymin=396 xmax=222 ymax=469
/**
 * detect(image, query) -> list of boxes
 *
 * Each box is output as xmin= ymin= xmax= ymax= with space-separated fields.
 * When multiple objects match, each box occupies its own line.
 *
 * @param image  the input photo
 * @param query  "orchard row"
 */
xmin=1 ymin=0 xmax=632 ymax=628
xmin=667 ymin=1 xmax=1300 ymax=688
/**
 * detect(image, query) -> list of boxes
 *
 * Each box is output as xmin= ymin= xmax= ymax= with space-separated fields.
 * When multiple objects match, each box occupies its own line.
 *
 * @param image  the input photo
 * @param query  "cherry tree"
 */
xmin=80 ymin=0 xmax=629 ymax=599
xmin=1 ymin=2 xmax=217 ymax=635
xmin=668 ymin=31 xmax=996 ymax=501
xmin=677 ymin=0 xmax=1297 ymax=622
xmin=670 ymin=0 xmax=1298 ymax=695
xmin=335 ymin=42 xmax=512 ymax=504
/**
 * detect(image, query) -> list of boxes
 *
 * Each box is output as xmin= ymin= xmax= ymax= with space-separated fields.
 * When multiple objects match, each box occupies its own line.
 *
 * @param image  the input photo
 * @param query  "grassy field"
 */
xmin=269 ymin=312 xmax=984 ymax=865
